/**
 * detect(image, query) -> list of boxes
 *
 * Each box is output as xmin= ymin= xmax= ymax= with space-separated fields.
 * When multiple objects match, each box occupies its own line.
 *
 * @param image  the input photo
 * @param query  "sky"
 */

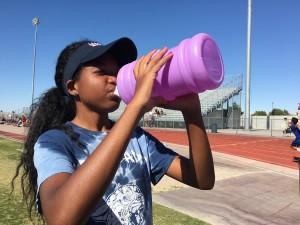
xmin=0 ymin=0 xmax=299 ymax=115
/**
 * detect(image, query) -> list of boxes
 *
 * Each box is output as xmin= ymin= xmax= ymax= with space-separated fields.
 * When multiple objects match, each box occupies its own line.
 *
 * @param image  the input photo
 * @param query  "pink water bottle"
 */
xmin=116 ymin=33 xmax=224 ymax=104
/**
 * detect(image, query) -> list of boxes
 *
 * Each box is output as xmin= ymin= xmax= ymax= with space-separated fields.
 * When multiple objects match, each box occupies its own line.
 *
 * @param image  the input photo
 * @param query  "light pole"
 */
xmin=245 ymin=0 xmax=252 ymax=130
xmin=271 ymin=102 xmax=274 ymax=136
xmin=31 ymin=17 xmax=39 ymax=106
xmin=298 ymin=103 xmax=300 ymax=120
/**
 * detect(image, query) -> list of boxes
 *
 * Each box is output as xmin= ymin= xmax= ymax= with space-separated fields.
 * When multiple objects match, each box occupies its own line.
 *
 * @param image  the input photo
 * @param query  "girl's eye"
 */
xmin=95 ymin=70 xmax=118 ymax=77
xmin=95 ymin=70 xmax=105 ymax=75
xmin=93 ymin=68 xmax=117 ymax=76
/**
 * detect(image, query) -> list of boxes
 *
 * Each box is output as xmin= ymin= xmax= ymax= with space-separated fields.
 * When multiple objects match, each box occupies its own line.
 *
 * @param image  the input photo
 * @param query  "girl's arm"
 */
xmin=163 ymin=93 xmax=215 ymax=190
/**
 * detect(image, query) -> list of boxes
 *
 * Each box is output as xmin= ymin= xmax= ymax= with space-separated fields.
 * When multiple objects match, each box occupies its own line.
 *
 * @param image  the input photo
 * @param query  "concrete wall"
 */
xmin=241 ymin=115 xmax=295 ymax=130
xmin=138 ymin=112 xmax=296 ymax=131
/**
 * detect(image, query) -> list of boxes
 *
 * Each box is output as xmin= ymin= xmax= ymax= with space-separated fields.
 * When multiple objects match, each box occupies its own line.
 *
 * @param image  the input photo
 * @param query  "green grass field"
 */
xmin=0 ymin=138 xmax=37 ymax=224
xmin=0 ymin=137 xmax=209 ymax=225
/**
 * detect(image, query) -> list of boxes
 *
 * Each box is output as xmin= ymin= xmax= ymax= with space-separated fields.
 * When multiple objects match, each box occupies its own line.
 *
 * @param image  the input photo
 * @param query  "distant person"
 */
xmin=288 ymin=117 xmax=300 ymax=152
xmin=154 ymin=108 xmax=160 ymax=117
xmin=16 ymin=117 xmax=22 ymax=127
xmin=21 ymin=114 xmax=26 ymax=126
xmin=143 ymin=113 xmax=148 ymax=127
xmin=12 ymin=37 xmax=215 ymax=224
xmin=282 ymin=117 xmax=292 ymax=136
xmin=149 ymin=110 xmax=155 ymax=127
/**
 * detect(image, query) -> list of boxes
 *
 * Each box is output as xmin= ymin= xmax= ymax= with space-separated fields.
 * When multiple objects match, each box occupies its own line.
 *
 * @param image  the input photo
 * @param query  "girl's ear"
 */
xmin=66 ymin=80 xmax=76 ymax=95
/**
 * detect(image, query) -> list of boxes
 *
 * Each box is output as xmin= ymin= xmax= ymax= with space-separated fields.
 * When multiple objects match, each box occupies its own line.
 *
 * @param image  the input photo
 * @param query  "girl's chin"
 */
xmin=108 ymin=101 xmax=121 ymax=112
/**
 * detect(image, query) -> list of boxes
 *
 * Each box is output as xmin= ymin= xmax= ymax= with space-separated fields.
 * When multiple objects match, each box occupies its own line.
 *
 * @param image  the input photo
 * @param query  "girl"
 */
xmin=12 ymin=37 xmax=215 ymax=224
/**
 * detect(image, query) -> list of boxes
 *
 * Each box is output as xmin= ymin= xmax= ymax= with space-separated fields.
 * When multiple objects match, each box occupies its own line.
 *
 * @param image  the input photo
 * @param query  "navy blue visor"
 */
xmin=62 ymin=37 xmax=137 ymax=95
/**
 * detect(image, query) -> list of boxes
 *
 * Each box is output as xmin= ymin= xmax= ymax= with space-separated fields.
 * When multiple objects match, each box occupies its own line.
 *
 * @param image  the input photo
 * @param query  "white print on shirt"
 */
xmin=78 ymin=159 xmax=85 ymax=165
xmin=77 ymin=150 xmax=142 ymax=167
xmin=91 ymin=183 xmax=145 ymax=224
xmin=122 ymin=150 xmax=142 ymax=164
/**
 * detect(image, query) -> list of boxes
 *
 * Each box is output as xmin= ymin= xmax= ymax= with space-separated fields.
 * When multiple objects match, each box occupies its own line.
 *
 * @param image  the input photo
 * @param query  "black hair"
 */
xmin=11 ymin=39 xmax=93 ymax=222
xmin=292 ymin=117 xmax=298 ymax=125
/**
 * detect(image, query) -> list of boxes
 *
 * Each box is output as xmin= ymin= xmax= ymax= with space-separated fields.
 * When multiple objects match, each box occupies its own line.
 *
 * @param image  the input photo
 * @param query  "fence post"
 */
xmin=271 ymin=116 xmax=273 ymax=137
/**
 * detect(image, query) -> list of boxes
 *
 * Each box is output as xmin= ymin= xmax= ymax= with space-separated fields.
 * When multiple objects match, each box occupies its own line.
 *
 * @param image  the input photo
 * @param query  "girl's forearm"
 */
xmin=182 ymin=108 xmax=215 ymax=189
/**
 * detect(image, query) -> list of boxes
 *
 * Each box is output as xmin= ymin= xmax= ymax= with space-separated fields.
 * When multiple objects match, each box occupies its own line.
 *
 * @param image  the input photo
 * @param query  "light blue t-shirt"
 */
xmin=34 ymin=121 xmax=177 ymax=224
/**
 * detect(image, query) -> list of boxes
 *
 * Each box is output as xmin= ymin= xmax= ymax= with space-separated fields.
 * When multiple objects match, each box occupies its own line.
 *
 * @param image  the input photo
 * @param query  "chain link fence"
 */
xmin=137 ymin=114 xmax=298 ymax=136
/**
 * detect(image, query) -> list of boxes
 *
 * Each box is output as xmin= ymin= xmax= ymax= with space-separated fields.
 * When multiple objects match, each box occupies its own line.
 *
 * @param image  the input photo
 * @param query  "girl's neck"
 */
xmin=71 ymin=113 xmax=111 ymax=132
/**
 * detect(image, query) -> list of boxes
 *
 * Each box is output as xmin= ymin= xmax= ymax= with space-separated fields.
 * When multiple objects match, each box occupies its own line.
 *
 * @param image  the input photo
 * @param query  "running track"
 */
xmin=145 ymin=129 xmax=300 ymax=170
xmin=0 ymin=129 xmax=299 ymax=170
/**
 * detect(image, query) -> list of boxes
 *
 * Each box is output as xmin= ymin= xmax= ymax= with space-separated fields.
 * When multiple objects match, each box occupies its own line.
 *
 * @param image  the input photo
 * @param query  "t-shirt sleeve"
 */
xmin=142 ymin=130 xmax=178 ymax=185
xmin=34 ymin=130 xmax=77 ymax=190
xmin=290 ymin=124 xmax=296 ymax=132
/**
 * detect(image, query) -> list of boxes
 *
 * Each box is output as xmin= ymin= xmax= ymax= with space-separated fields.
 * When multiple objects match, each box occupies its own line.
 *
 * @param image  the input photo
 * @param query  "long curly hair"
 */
xmin=11 ymin=39 xmax=91 ymax=222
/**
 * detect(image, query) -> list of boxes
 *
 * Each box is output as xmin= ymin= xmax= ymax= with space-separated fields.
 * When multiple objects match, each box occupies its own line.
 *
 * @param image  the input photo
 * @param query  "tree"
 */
xmin=252 ymin=111 xmax=267 ymax=116
xmin=232 ymin=102 xmax=241 ymax=110
xmin=269 ymin=108 xmax=290 ymax=116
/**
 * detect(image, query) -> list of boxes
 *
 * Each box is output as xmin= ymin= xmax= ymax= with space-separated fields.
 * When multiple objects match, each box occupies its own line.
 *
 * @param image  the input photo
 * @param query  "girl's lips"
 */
xmin=109 ymin=88 xmax=121 ymax=102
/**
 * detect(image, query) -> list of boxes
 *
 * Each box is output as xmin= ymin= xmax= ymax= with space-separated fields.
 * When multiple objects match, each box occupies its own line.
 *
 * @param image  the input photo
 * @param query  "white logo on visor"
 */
xmin=88 ymin=42 xmax=101 ymax=47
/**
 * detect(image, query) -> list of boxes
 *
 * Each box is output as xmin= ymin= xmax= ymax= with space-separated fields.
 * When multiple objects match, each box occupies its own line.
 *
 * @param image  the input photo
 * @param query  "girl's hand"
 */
xmin=130 ymin=47 xmax=173 ymax=112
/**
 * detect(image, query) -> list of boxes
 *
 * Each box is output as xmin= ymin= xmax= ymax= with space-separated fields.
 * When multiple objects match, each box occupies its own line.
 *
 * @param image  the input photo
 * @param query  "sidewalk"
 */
xmin=1 ymin=124 xmax=300 ymax=224
xmin=154 ymin=143 xmax=300 ymax=225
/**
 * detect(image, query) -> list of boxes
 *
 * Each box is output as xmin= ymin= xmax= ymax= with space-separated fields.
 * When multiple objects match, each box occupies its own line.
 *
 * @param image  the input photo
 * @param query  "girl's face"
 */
xmin=74 ymin=53 xmax=121 ymax=114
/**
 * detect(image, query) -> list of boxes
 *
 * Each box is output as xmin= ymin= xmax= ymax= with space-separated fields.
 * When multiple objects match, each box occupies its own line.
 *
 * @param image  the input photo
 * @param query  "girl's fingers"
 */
xmin=133 ymin=55 xmax=143 ymax=78
xmin=150 ymin=50 xmax=173 ymax=73
xmin=134 ymin=47 xmax=172 ymax=79
xmin=131 ymin=47 xmax=173 ymax=109
xmin=143 ymin=49 xmax=157 ymax=64
xmin=134 ymin=50 xmax=156 ymax=78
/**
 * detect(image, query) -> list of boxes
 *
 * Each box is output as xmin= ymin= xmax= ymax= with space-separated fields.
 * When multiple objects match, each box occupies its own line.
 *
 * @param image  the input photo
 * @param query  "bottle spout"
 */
xmin=114 ymin=86 xmax=119 ymax=97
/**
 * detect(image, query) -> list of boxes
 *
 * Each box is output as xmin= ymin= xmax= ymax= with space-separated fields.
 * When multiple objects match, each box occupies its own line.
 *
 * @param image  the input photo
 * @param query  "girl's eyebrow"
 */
xmin=84 ymin=60 xmax=105 ymax=68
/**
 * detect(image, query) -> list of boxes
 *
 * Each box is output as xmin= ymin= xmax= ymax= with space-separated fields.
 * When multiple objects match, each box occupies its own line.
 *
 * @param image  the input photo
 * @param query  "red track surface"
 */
xmin=145 ymin=129 xmax=300 ymax=170
xmin=0 ymin=130 xmax=25 ymax=142
xmin=1 ymin=129 xmax=299 ymax=170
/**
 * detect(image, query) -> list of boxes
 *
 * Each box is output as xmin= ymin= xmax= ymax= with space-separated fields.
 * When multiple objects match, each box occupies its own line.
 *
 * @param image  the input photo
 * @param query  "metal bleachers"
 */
xmin=109 ymin=74 xmax=243 ymax=121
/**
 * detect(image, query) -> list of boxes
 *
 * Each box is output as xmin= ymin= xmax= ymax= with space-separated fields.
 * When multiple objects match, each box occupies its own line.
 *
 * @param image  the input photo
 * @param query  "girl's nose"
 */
xmin=108 ymin=76 xmax=117 ymax=85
